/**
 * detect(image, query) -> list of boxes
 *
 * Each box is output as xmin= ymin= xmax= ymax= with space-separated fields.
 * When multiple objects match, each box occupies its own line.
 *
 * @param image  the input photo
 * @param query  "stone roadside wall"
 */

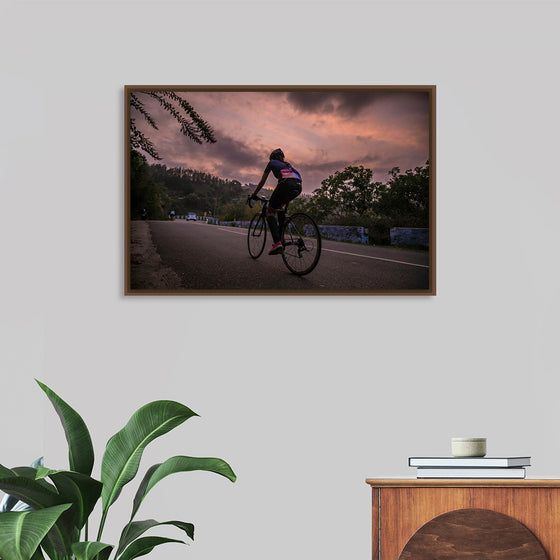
xmin=318 ymin=225 xmax=368 ymax=244
xmin=390 ymin=227 xmax=429 ymax=247
xmin=211 ymin=221 xmax=429 ymax=247
xmin=218 ymin=221 xmax=369 ymax=244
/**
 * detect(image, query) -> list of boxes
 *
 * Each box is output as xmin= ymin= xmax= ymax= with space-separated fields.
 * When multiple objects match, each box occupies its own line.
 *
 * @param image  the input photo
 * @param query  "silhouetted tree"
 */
xmin=130 ymin=150 xmax=169 ymax=219
xmin=308 ymin=165 xmax=382 ymax=222
xmin=375 ymin=162 xmax=429 ymax=227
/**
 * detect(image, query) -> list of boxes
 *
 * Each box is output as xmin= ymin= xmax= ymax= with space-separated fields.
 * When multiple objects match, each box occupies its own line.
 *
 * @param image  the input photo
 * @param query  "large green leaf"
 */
xmin=130 ymin=456 xmax=236 ymax=521
xmin=0 ymin=475 xmax=75 ymax=558
xmin=12 ymin=467 xmax=57 ymax=495
xmin=41 ymin=519 xmax=76 ymax=560
xmin=0 ymin=503 xmax=71 ymax=560
xmin=100 ymin=401 xmax=197 ymax=512
xmin=0 ymin=477 xmax=61 ymax=510
xmin=0 ymin=466 xmax=19 ymax=513
xmin=0 ymin=465 xmax=15 ymax=478
xmin=36 ymin=467 xmax=102 ymax=529
xmin=118 ymin=536 xmax=185 ymax=560
xmin=37 ymin=535 xmax=57 ymax=560
xmin=36 ymin=380 xmax=94 ymax=476
xmin=1 ymin=464 xmax=57 ymax=513
xmin=30 ymin=546 xmax=45 ymax=560
xmin=117 ymin=519 xmax=194 ymax=556
xmin=71 ymin=541 xmax=113 ymax=560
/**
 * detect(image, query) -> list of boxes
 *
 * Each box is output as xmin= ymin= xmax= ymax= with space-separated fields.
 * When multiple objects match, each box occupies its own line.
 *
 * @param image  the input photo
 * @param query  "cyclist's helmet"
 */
xmin=269 ymin=148 xmax=284 ymax=161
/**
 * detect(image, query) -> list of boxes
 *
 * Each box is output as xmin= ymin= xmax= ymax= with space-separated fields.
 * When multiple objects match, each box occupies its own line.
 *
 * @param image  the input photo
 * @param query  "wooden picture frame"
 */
xmin=125 ymin=85 xmax=436 ymax=295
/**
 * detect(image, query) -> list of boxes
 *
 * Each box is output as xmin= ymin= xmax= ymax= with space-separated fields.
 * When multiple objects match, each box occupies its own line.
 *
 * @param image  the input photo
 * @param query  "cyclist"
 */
xmin=251 ymin=148 xmax=302 ymax=255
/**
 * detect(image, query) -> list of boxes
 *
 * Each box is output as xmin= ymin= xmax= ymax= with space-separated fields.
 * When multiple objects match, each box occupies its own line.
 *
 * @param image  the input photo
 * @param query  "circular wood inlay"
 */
xmin=398 ymin=508 xmax=547 ymax=559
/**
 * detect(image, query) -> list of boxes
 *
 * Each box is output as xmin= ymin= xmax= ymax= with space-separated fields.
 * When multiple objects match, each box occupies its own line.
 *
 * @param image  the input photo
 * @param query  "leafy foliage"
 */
xmin=0 ymin=382 xmax=236 ymax=560
xmin=130 ymin=154 xmax=250 ymax=220
xmin=129 ymin=456 xmax=236 ymax=523
xmin=71 ymin=541 xmax=113 ymax=560
xmin=130 ymin=150 xmax=170 ymax=220
xmin=375 ymin=164 xmax=430 ymax=227
xmin=0 ymin=459 xmax=44 ymax=513
xmin=0 ymin=504 xmax=72 ymax=560
xmin=35 ymin=381 xmax=94 ymax=477
xmin=129 ymin=91 xmax=216 ymax=161
xmin=305 ymin=166 xmax=383 ymax=223
xmin=118 ymin=536 xmax=184 ymax=560
xmin=147 ymin=165 xmax=248 ymax=218
xmin=298 ymin=162 xmax=430 ymax=244
xmin=117 ymin=520 xmax=193 ymax=557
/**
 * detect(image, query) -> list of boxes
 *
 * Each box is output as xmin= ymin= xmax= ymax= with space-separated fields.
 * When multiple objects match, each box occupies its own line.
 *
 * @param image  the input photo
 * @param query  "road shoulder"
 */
xmin=129 ymin=220 xmax=182 ymax=290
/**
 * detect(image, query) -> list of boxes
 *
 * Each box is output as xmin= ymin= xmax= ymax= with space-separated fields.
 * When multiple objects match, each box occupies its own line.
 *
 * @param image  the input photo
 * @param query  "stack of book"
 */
xmin=409 ymin=456 xmax=531 ymax=478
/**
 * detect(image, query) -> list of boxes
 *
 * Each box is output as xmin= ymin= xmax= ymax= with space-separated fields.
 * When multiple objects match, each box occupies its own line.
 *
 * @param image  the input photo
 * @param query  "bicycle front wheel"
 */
xmin=248 ymin=213 xmax=267 ymax=259
xmin=281 ymin=213 xmax=321 ymax=275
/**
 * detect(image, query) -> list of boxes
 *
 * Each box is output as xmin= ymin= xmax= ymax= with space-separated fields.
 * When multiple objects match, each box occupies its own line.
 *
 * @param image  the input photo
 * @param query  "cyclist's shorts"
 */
xmin=269 ymin=178 xmax=302 ymax=210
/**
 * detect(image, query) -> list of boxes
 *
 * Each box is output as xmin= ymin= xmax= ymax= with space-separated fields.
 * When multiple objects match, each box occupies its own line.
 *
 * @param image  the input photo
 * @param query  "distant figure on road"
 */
xmin=252 ymin=148 xmax=302 ymax=255
xmin=168 ymin=209 xmax=175 ymax=221
xmin=141 ymin=208 xmax=148 ymax=220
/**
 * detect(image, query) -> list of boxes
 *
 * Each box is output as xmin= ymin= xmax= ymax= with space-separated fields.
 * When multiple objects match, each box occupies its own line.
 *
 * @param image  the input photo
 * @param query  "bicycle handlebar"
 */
xmin=246 ymin=194 xmax=268 ymax=208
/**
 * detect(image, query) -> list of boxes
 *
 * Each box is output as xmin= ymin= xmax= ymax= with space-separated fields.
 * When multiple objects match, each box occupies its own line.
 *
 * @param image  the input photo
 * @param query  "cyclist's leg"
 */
xmin=268 ymin=185 xmax=286 ymax=245
xmin=276 ymin=179 xmax=302 ymax=236
xmin=266 ymin=206 xmax=281 ymax=244
xmin=277 ymin=209 xmax=286 ymax=234
xmin=270 ymin=180 xmax=302 ymax=233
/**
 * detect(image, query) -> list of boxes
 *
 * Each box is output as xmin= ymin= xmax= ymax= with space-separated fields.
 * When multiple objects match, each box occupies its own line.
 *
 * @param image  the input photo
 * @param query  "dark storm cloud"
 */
xmin=287 ymin=91 xmax=429 ymax=117
xmin=287 ymin=92 xmax=375 ymax=116
xmin=210 ymin=132 xmax=260 ymax=171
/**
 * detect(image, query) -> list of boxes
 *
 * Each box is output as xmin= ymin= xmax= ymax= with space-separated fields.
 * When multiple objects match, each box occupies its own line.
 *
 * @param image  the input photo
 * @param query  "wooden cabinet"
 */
xmin=365 ymin=479 xmax=560 ymax=559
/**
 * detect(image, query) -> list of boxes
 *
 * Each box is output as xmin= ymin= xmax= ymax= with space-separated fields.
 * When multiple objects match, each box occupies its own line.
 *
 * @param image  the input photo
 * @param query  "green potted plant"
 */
xmin=0 ymin=380 xmax=236 ymax=560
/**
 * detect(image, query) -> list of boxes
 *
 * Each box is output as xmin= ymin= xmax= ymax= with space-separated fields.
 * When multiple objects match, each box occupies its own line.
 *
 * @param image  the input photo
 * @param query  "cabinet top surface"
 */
xmin=365 ymin=478 xmax=560 ymax=488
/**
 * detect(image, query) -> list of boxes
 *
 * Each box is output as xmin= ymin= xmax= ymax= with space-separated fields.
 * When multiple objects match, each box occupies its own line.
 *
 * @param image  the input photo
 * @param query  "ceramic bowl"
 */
xmin=451 ymin=437 xmax=487 ymax=457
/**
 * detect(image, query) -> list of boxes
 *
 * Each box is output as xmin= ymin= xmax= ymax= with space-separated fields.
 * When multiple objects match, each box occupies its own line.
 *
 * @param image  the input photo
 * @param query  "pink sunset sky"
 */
xmin=131 ymin=89 xmax=431 ymax=194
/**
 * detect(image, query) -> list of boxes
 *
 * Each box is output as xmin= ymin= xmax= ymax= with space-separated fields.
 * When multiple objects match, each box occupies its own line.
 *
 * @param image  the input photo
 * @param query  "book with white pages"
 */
xmin=408 ymin=457 xmax=531 ymax=468
xmin=416 ymin=467 xmax=526 ymax=479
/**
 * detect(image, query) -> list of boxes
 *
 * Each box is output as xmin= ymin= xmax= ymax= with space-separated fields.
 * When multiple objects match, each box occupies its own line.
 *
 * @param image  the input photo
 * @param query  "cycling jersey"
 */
xmin=265 ymin=159 xmax=302 ymax=182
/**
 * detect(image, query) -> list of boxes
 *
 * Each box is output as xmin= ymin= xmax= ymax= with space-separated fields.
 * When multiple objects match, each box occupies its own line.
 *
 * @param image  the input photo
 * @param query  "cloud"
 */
xmin=287 ymin=91 xmax=429 ymax=118
xmin=130 ymin=89 xmax=431 ymax=192
xmin=286 ymin=92 xmax=375 ymax=116
xmin=157 ymin=131 xmax=264 ymax=183
xmin=212 ymin=133 xmax=259 ymax=168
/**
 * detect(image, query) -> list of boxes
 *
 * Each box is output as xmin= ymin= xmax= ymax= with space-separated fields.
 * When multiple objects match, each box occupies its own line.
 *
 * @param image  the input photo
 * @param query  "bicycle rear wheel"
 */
xmin=248 ymin=213 xmax=267 ymax=259
xmin=281 ymin=213 xmax=321 ymax=275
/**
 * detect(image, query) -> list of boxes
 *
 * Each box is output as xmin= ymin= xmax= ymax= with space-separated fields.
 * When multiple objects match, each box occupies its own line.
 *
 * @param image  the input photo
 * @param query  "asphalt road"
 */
xmin=147 ymin=220 xmax=431 ymax=293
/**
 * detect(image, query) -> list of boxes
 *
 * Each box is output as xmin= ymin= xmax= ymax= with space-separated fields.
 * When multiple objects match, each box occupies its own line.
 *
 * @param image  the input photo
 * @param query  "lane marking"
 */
xmin=214 ymin=226 xmax=246 ymax=236
xmin=211 ymin=226 xmax=429 ymax=268
xmin=323 ymin=248 xmax=429 ymax=269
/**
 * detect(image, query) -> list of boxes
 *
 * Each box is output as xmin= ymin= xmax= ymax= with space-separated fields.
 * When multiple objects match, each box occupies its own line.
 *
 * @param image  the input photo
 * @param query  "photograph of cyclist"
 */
xmin=126 ymin=87 xmax=434 ymax=294
xmin=251 ymin=149 xmax=302 ymax=255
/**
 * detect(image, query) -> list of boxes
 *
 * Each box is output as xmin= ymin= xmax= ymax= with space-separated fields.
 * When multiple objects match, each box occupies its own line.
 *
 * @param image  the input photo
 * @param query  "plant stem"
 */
xmin=97 ymin=510 xmax=108 ymax=541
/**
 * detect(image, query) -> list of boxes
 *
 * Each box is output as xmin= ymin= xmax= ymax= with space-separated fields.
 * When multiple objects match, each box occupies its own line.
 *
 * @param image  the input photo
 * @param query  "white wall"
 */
xmin=2 ymin=1 xmax=560 ymax=559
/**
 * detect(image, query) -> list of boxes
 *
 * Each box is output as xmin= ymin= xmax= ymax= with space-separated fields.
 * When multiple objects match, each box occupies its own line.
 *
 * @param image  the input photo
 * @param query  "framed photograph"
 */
xmin=125 ymin=86 xmax=435 ymax=295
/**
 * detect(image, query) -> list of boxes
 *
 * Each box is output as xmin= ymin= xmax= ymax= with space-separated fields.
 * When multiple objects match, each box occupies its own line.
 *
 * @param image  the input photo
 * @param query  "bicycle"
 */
xmin=246 ymin=194 xmax=321 ymax=275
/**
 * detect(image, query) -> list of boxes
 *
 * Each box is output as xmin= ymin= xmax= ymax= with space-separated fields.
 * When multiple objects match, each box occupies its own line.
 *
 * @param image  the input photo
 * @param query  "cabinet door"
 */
xmin=378 ymin=487 xmax=560 ymax=559
xmin=398 ymin=508 xmax=546 ymax=559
